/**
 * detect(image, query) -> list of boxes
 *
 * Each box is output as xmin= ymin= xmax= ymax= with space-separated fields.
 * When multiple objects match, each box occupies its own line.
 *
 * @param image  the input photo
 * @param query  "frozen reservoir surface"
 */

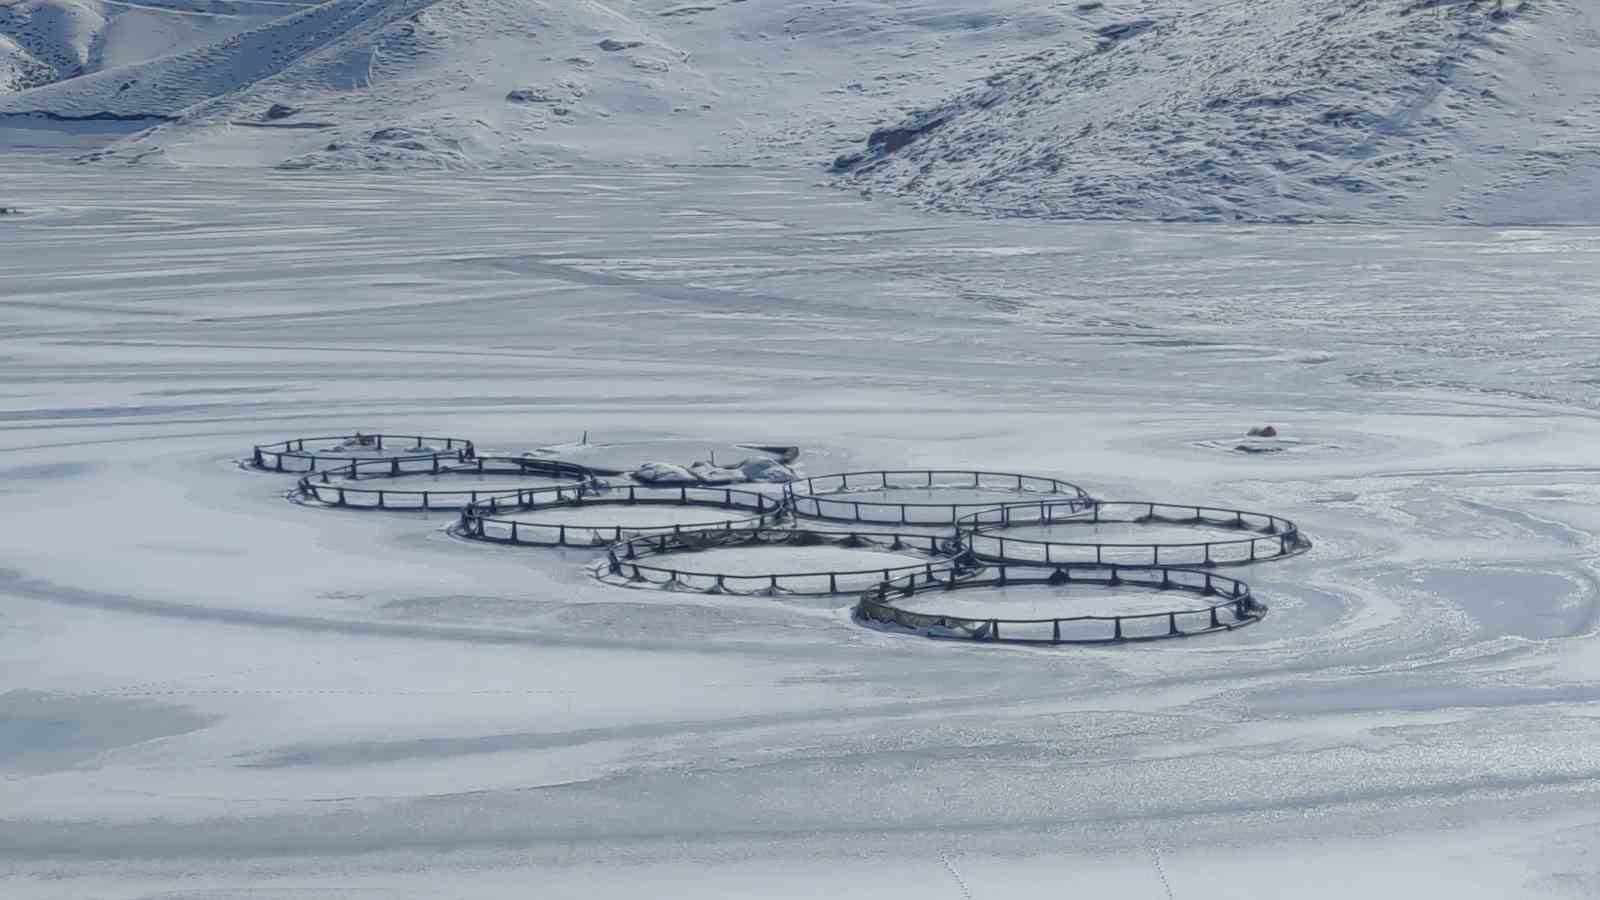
xmin=3 ymin=164 xmax=1600 ymax=896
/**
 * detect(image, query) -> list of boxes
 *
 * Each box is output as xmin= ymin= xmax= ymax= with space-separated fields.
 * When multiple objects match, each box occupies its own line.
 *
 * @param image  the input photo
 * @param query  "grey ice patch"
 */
xmin=0 ymin=690 xmax=214 ymax=774
xmin=0 ymin=461 xmax=93 ymax=482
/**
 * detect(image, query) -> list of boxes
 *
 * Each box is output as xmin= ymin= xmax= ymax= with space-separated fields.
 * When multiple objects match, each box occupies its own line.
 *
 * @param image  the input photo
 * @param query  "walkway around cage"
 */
xmin=785 ymin=470 xmax=1093 ymax=526
xmin=597 ymin=527 xmax=974 ymax=595
xmin=955 ymin=500 xmax=1308 ymax=568
xmin=454 ymin=482 xmax=787 ymax=548
xmin=251 ymin=433 xmax=475 ymax=473
xmin=295 ymin=456 xmax=595 ymax=511
xmin=855 ymin=564 xmax=1265 ymax=644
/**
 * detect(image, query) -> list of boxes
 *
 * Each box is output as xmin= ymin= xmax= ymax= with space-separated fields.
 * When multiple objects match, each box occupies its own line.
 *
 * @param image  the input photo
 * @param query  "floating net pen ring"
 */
xmin=595 ymin=526 xmax=976 ymax=595
xmin=955 ymin=499 xmax=1309 ymax=568
xmin=453 ymin=482 xmax=787 ymax=548
xmin=785 ymin=469 xmax=1093 ymax=526
xmin=295 ymin=456 xmax=596 ymax=511
xmin=854 ymin=564 xmax=1266 ymax=645
xmin=250 ymin=433 xmax=474 ymax=473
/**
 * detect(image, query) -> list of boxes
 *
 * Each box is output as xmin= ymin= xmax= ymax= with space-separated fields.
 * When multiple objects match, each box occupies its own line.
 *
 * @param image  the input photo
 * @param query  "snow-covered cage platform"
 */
xmin=250 ymin=433 xmax=474 ymax=473
xmin=956 ymin=500 xmax=1309 ymax=568
xmin=595 ymin=527 xmax=973 ymax=596
xmin=295 ymin=456 xmax=595 ymax=511
xmin=856 ymin=565 xmax=1265 ymax=644
xmin=785 ymin=470 xmax=1092 ymax=525
xmin=452 ymin=483 xmax=786 ymax=548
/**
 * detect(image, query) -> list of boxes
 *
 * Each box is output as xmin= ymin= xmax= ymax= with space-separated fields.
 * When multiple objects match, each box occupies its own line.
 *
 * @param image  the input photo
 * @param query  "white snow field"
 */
xmin=4 ymin=163 xmax=1600 ymax=896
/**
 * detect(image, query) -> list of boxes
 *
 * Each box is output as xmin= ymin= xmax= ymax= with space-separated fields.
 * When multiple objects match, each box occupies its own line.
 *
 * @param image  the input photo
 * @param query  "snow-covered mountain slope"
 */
xmin=0 ymin=0 xmax=296 ymax=95
xmin=0 ymin=0 xmax=105 ymax=87
xmin=0 ymin=0 xmax=435 ymax=117
xmin=0 ymin=0 xmax=1595 ymax=223
xmin=831 ymin=0 xmax=1600 ymax=223
xmin=0 ymin=0 xmax=1094 ymax=168
xmin=0 ymin=31 xmax=52 ymax=93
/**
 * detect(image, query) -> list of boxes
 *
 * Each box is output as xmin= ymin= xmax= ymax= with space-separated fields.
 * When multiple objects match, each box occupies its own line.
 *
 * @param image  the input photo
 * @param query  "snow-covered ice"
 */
xmin=3 ymin=163 xmax=1600 ymax=897
xmin=494 ymin=503 xmax=753 ymax=528
xmin=894 ymin=584 xmax=1217 ymax=618
xmin=650 ymin=545 xmax=930 ymax=577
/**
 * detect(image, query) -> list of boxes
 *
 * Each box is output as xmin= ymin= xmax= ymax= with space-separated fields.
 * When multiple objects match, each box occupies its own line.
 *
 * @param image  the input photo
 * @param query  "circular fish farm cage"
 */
xmin=855 ymin=564 xmax=1265 ymax=645
xmin=955 ymin=500 xmax=1309 ymax=568
xmin=595 ymin=527 xmax=974 ymax=595
xmin=250 ymin=433 xmax=474 ymax=473
xmin=785 ymin=470 xmax=1092 ymax=526
xmin=453 ymin=482 xmax=787 ymax=548
xmin=238 ymin=427 xmax=1308 ymax=646
xmin=295 ymin=456 xmax=596 ymax=511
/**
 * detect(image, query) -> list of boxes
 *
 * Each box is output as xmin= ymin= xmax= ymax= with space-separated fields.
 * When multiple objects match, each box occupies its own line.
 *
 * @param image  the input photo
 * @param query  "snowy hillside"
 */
xmin=0 ymin=0 xmax=1595 ymax=222
xmin=0 ymin=0 xmax=297 ymax=94
xmin=832 ymin=0 xmax=1600 ymax=223
xmin=0 ymin=0 xmax=1088 ymax=170
xmin=0 ymin=0 xmax=105 ymax=91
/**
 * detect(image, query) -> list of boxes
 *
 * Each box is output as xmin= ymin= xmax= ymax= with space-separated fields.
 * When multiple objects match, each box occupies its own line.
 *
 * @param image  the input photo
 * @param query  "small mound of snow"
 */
xmin=687 ymin=460 xmax=738 ymax=484
xmin=633 ymin=461 xmax=698 ymax=484
xmin=632 ymin=456 xmax=796 ymax=485
xmin=738 ymin=457 xmax=797 ymax=483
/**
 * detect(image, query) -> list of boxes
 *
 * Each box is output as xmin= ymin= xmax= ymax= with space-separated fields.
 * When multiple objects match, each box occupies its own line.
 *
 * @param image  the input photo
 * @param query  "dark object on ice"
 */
xmin=505 ymin=87 xmax=552 ymax=103
xmin=0 ymin=206 xmax=18 ymax=215
xmin=738 ymin=444 xmax=801 ymax=464
xmin=1233 ymin=443 xmax=1287 ymax=455
xmin=265 ymin=103 xmax=299 ymax=120
xmin=1097 ymin=19 xmax=1155 ymax=42
xmin=1247 ymin=425 xmax=1279 ymax=438
xmin=597 ymin=38 xmax=644 ymax=51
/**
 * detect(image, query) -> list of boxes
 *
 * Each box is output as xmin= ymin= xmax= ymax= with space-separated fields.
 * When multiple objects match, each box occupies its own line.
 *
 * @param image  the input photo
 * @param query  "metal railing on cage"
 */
xmin=785 ymin=469 xmax=1093 ymax=525
xmin=296 ymin=456 xmax=596 ymax=510
xmin=251 ymin=433 xmax=474 ymax=473
xmin=455 ymin=482 xmax=787 ymax=548
xmin=600 ymin=527 xmax=972 ymax=595
xmin=855 ymin=564 xmax=1265 ymax=644
xmin=955 ymin=500 xmax=1306 ymax=568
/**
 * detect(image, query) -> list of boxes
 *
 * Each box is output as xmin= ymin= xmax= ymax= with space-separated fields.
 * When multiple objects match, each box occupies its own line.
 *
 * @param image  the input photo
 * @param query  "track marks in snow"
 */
xmin=937 ymin=850 xmax=975 ymax=900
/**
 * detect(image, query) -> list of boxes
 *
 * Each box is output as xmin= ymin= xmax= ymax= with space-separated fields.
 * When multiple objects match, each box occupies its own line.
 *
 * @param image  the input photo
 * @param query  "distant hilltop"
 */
xmin=3 ymin=0 xmax=1594 ymax=225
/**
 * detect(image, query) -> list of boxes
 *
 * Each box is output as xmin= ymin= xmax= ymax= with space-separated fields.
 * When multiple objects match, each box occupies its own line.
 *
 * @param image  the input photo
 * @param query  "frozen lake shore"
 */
xmin=2 ymin=164 xmax=1600 ymax=896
